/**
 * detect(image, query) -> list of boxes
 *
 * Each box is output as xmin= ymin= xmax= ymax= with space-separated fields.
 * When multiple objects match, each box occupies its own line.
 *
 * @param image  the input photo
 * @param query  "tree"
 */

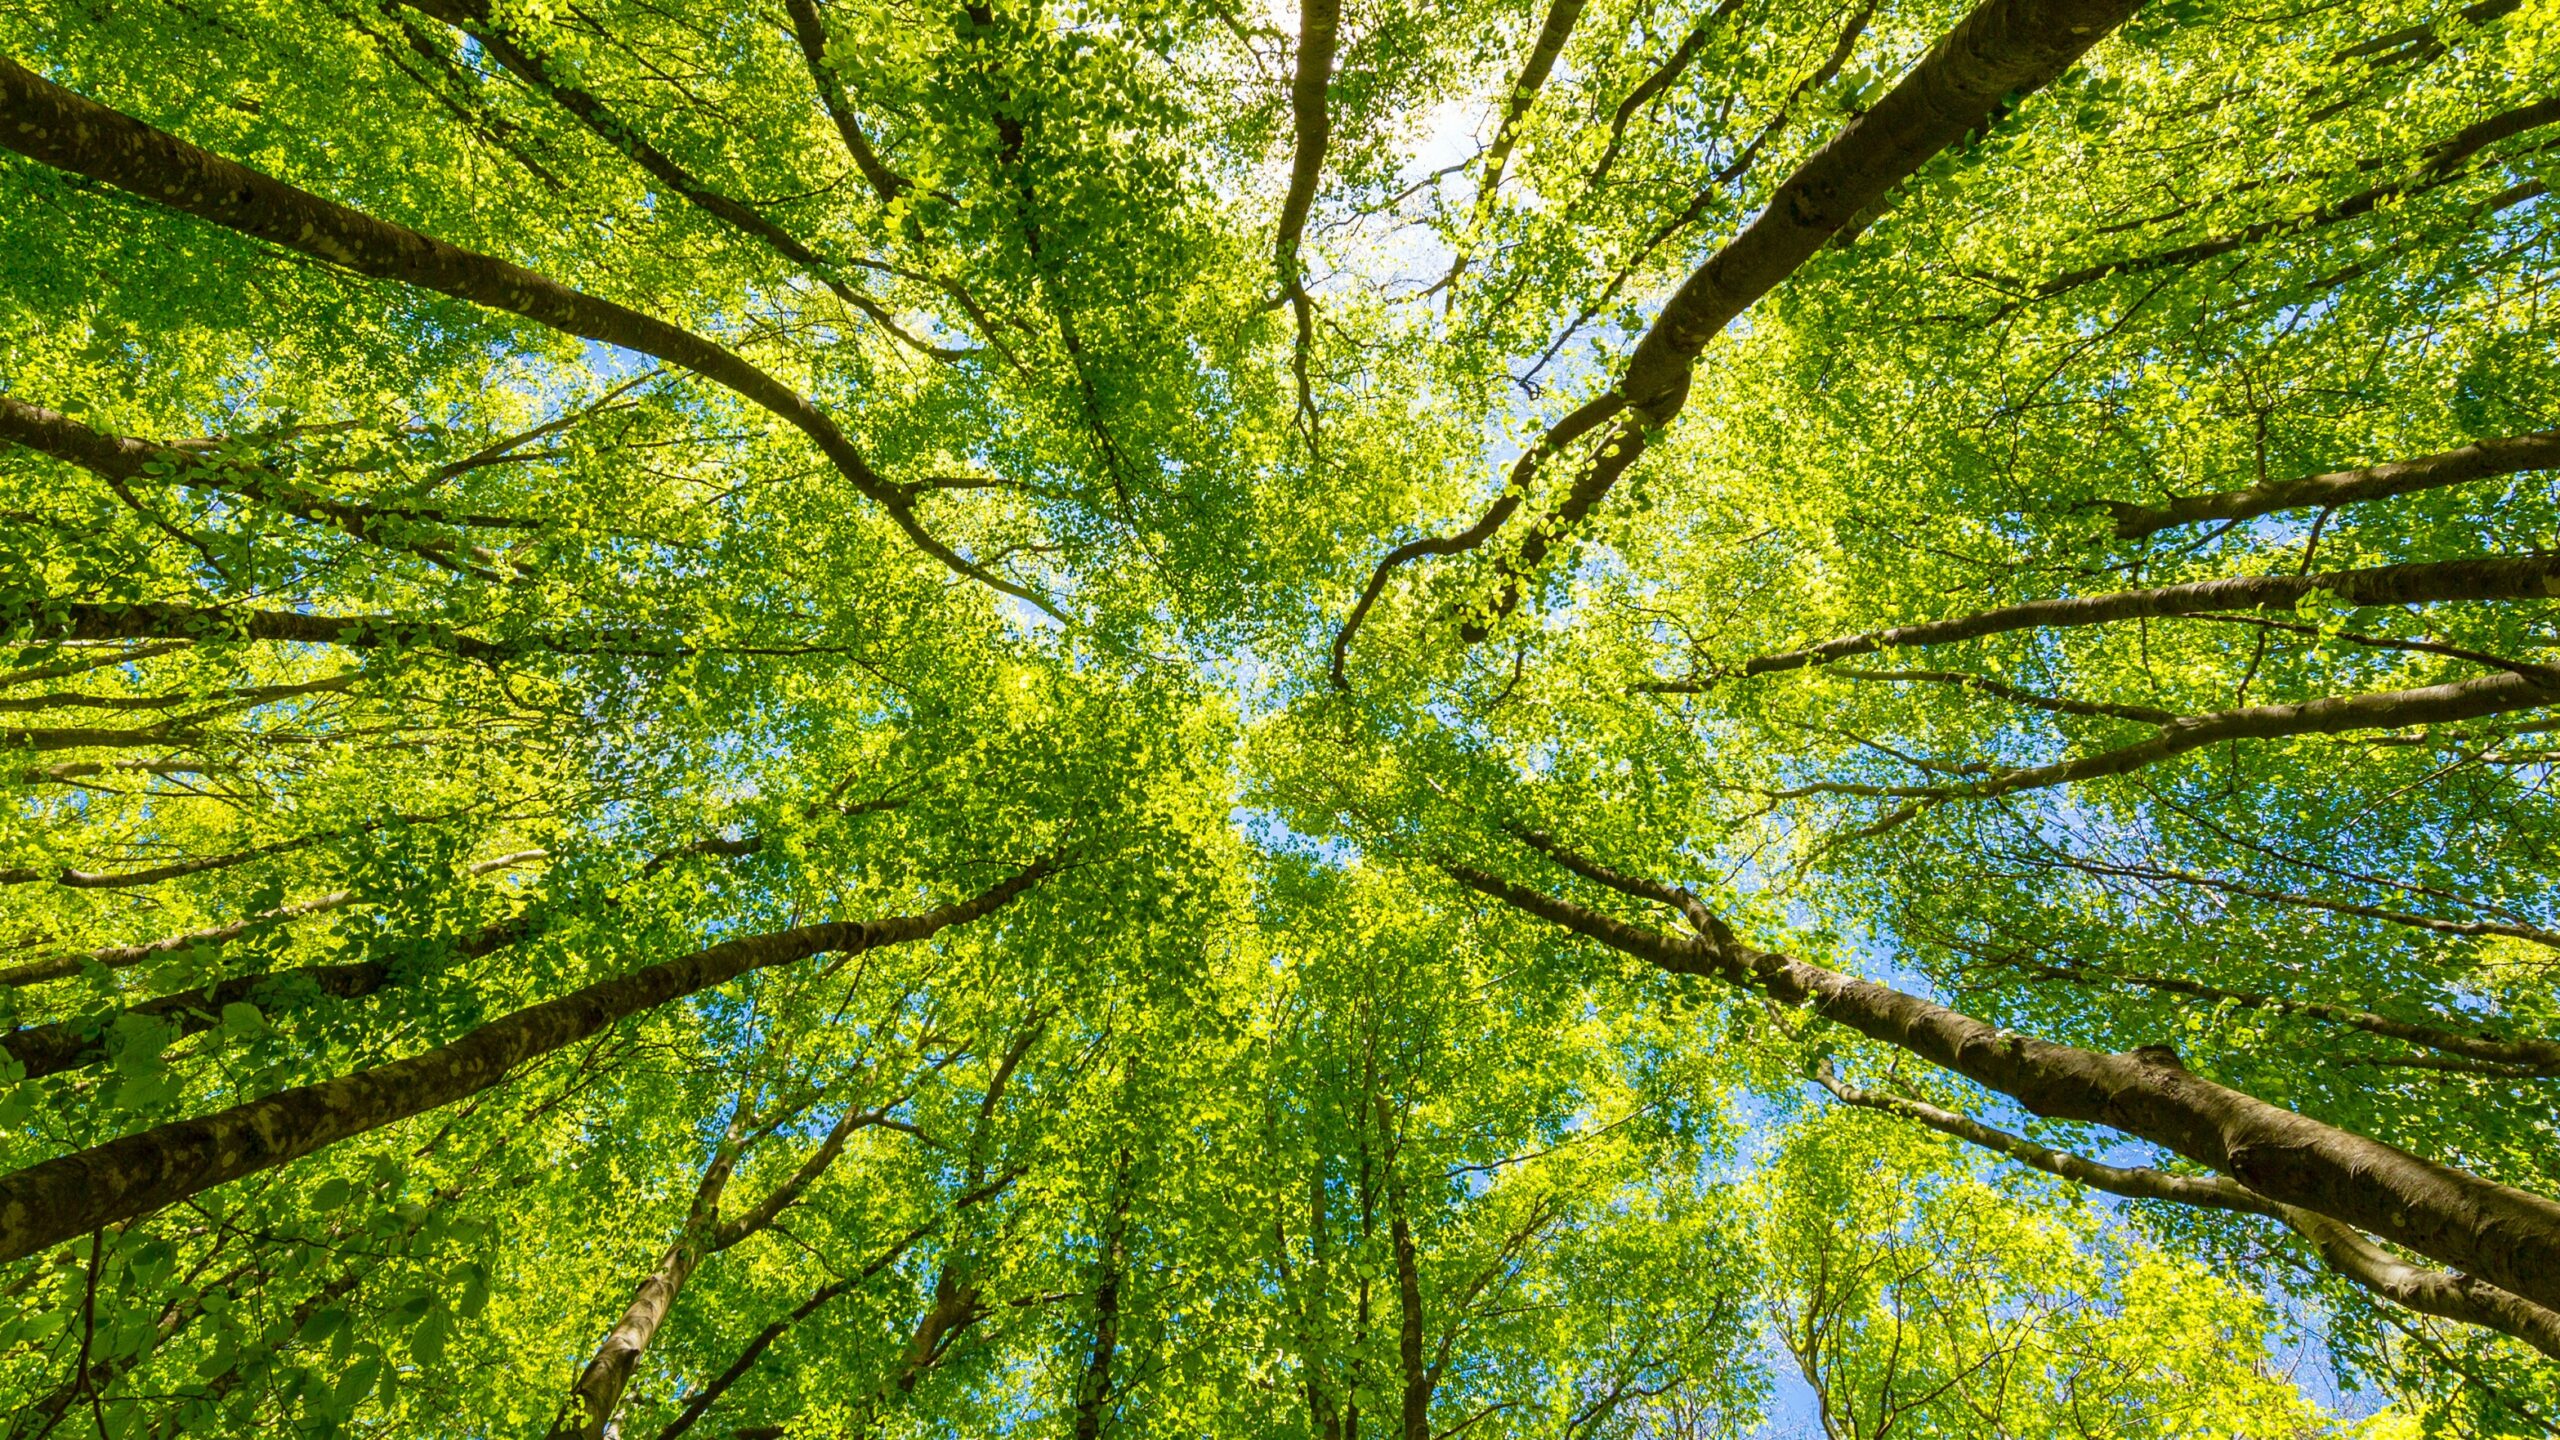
xmin=2 ymin=0 xmax=2556 ymax=1431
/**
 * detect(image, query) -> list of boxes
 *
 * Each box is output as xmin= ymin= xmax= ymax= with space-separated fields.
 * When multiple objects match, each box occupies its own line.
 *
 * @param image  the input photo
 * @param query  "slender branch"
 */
xmin=400 ymin=0 xmax=963 ymax=363
xmin=1736 ymin=552 xmax=2560 ymax=677
xmin=1439 ymin=0 xmax=1588 ymax=293
xmin=2009 ymin=848 xmax=2560 ymax=951
xmin=780 ymin=0 xmax=911 ymax=199
xmin=1272 ymin=0 xmax=1342 ymax=437
xmin=1329 ymin=392 xmax=1620 ymax=688
xmin=649 ymin=1171 xmax=1014 ymax=1440
xmin=0 ymin=642 xmax=192 ymax=689
xmin=1581 ymin=0 xmax=1747 ymax=192
xmin=2102 ymin=429 xmax=2560 ymax=538
xmin=1810 ymin=1063 xmax=2272 ymax=1213
xmin=10 ymin=599 xmax=867 ymax=664
xmin=0 ymin=396 xmax=511 ymax=580
xmin=2009 ymin=954 xmax=2560 ymax=1071
xmin=0 ymin=811 xmax=457 ymax=891
xmin=1273 ymin=0 xmax=1341 ymax=298
xmin=2030 ymin=95 xmax=2560 ymax=298
xmin=1761 ymin=667 xmax=2560 ymax=806
xmin=2 ymin=908 xmax=542 ymax=1078
xmin=1651 ymin=663 xmax=2176 ymax=723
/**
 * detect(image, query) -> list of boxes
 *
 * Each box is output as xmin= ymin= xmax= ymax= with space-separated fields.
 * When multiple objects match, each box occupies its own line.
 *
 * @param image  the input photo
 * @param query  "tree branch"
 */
xmin=1332 ymin=0 xmax=2142 ymax=671
xmin=0 ymin=857 xmax=1053 ymax=1262
xmin=1443 ymin=847 xmax=2560 ymax=1315
xmin=1736 ymin=552 xmax=2560 ymax=676
xmin=1811 ymin=1062 xmax=2560 ymax=1359
xmin=2102 ymin=429 xmax=2560 ymax=538
xmin=0 ymin=58 xmax=1051 ymax=615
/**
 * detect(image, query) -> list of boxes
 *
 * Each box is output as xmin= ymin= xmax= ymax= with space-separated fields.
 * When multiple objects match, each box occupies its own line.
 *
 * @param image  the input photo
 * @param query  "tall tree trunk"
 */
xmin=1446 ymin=854 xmax=2560 ymax=1315
xmin=1069 ymin=1152 xmax=1131 ymax=1440
xmin=1391 ymin=1189 xmax=1429 ymax=1440
xmin=552 ymin=1130 xmax=745 ymax=1440
xmin=0 ymin=861 xmax=1048 ymax=1262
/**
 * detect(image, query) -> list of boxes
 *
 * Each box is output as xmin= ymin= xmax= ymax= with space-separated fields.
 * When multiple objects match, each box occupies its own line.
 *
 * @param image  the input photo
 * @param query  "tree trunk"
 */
xmin=1447 ymin=860 xmax=2560 ymax=1315
xmin=0 ymin=861 xmax=1047 ymax=1262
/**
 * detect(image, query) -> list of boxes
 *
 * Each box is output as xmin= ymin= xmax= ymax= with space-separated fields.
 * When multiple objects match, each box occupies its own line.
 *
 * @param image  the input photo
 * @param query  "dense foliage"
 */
xmin=1 ymin=0 xmax=2556 ymax=1431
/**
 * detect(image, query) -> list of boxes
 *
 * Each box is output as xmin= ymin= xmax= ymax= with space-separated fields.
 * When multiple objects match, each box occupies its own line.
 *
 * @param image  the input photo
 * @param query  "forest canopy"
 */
xmin=1 ymin=0 xmax=2556 ymax=1432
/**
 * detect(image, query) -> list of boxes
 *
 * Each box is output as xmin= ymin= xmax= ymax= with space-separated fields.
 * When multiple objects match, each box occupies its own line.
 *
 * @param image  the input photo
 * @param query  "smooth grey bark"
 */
xmin=0 ymin=860 xmax=1049 ymax=1263
xmin=0 ymin=58 xmax=1044 ymax=611
xmin=1733 ymin=552 xmax=2560 ymax=676
xmin=1812 ymin=1064 xmax=2560 ymax=1359
xmin=1444 ymin=848 xmax=2560 ymax=1315
xmin=1331 ymin=0 xmax=2148 ymax=678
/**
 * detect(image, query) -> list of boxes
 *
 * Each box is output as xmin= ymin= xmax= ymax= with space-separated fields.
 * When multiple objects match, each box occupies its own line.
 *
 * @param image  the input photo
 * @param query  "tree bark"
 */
xmin=0 ymin=58 xmax=1038 ymax=609
xmin=1812 ymin=1064 xmax=2560 ymax=1359
xmin=1737 ymin=552 xmax=2560 ymax=676
xmin=2280 ymin=1207 xmax=2560 ymax=1362
xmin=1477 ymin=0 xmax=2143 ymax=622
xmin=1273 ymin=0 xmax=1340 ymax=295
xmin=1333 ymin=0 xmax=2145 ymax=668
xmin=779 ymin=0 xmax=911 ymax=200
xmin=1441 ymin=0 xmax=1588 ymax=290
xmin=0 ymin=860 xmax=1048 ymax=1263
xmin=1070 ymin=1157 xmax=1130 ymax=1440
xmin=649 ymin=1174 xmax=1014 ymax=1440
xmin=1444 ymin=855 xmax=2560 ymax=1315
xmin=553 ymin=1118 xmax=750 ymax=1440
xmin=1391 ymin=1193 xmax=1429 ymax=1440
xmin=2104 ymin=429 xmax=2560 ymax=537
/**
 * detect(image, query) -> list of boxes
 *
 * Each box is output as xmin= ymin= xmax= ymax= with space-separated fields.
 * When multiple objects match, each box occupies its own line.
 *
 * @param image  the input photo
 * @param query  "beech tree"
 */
xmin=2 ymin=0 xmax=2556 ymax=1432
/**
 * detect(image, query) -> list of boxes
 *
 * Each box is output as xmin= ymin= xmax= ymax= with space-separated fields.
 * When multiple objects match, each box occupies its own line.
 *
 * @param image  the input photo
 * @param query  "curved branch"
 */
xmin=1444 ymin=851 xmax=2560 ymax=1315
xmin=1738 ymin=552 xmax=2560 ymax=676
xmin=1812 ymin=1064 xmax=2560 ymax=1359
xmin=649 ymin=1171 xmax=1014 ymax=1440
xmin=2103 ymin=429 xmax=2560 ymax=538
xmin=15 ymin=599 xmax=874 ymax=664
xmin=0 ymin=59 xmax=1051 ymax=615
xmin=1272 ymin=0 xmax=1342 ymax=436
xmin=1329 ymin=392 xmax=1621 ymax=687
xmin=0 ymin=857 xmax=1053 ymax=1263
xmin=779 ymin=0 xmax=912 ymax=200
xmin=1441 ymin=0 xmax=1589 ymax=292
xmin=1581 ymin=0 xmax=1746 ymax=193
xmin=399 ymin=0 xmax=962 ymax=364
xmin=2012 ymin=849 xmax=2560 ymax=952
xmin=1811 ymin=1063 xmax=2273 ymax=1212
xmin=0 ymin=811 xmax=458 ymax=891
xmin=0 ymin=849 xmax=542 ymax=987
xmin=1273 ymin=0 xmax=1341 ymax=297
xmin=1336 ymin=0 xmax=2142 ymax=668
